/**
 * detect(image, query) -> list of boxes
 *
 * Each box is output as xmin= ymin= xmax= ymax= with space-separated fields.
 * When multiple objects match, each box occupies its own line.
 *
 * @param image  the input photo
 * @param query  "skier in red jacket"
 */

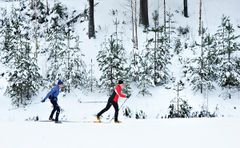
xmin=96 ymin=80 xmax=130 ymax=123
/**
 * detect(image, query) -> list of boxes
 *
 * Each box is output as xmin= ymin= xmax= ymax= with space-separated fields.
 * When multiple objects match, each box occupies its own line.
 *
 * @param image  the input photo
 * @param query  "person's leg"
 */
xmin=55 ymin=103 xmax=60 ymax=122
xmin=49 ymin=100 xmax=57 ymax=120
xmin=97 ymin=100 xmax=112 ymax=117
xmin=112 ymin=102 xmax=119 ymax=122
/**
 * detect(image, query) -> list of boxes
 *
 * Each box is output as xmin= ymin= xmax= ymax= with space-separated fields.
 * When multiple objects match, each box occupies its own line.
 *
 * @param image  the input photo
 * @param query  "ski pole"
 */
xmin=109 ymin=97 xmax=130 ymax=123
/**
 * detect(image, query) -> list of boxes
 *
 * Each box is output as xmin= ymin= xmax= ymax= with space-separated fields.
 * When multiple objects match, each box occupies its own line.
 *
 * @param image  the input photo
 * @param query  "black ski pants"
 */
xmin=49 ymin=98 xmax=60 ymax=121
xmin=97 ymin=99 xmax=119 ymax=122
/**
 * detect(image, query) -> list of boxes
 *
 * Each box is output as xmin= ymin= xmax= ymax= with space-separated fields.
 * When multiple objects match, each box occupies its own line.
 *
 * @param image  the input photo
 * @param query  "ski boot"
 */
xmin=49 ymin=117 xmax=55 ymax=121
xmin=114 ymin=120 xmax=122 ymax=124
xmin=55 ymin=120 xmax=62 ymax=124
xmin=95 ymin=115 xmax=101 ymax=123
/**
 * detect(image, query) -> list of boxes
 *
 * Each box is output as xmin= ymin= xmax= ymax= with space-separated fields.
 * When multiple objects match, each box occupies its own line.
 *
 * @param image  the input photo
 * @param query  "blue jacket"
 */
xmin=43 ymin=85 xmax=60 ymax=101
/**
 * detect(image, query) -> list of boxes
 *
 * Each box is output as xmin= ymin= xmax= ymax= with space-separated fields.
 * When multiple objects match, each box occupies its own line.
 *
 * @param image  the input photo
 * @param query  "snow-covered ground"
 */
xmin=1 ymin=0 xmax=240 ymax=147
xmin=0 ymin=87 xmax=239 ymax=148
xmin=0 ymin=118 xmax=239 ymax=148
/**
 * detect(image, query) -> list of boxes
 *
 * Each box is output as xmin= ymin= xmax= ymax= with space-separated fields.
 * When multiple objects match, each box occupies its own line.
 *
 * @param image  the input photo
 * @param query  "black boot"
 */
xmin=55 ymin=120 xmax=62 ymax=123
xmin=96 ymin=115 xmax=101 ymax=122
xmin=114 ymin=120 xmax=122 ymax=123
xmin=55 ymin=109 xmax=60 ymax=123
xmin=49 ymin=117 xmax=55 ymax=121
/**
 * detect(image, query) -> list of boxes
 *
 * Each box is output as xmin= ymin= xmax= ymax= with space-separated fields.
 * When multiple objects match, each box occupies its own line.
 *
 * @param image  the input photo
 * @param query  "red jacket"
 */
xmin=113 ymin=84 xmax=126 ymax=102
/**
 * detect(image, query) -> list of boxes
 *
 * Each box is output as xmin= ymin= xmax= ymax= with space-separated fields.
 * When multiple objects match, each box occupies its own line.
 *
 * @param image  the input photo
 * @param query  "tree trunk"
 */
xmin=183 ymin=0 xmax=189 ymax=18
xmin=154 ymin=15 xmax=157 ymax=85
xmin=163 ymin=0 xmax=166 ymax=32
xmin=139 ymin=0 xmax=149 ymax=28
xmin=30 ymin=0 xmax=33 ymax=9
xmin=134 ymin=0 xmax=138 ymax=50
xmin=33 ymin=0 xmax=39 ymax=61
xmin=131 ymin=0 xmax=136 ymax=65
xmin=88 ymin=0 xmax=95 ymax=39
xmin=131 ymin=0 xmax=135 ymax=44
xmin=46 ymin=0 xmax=49 ymax=15
xmin=200 ymin=22 xmax=204 ymax=94
xmin=90 ymin=59 xmax=93 ymax=92
xmin=198 ymin=0 xmax=202 ymax=36
xmin=67 ymin=28 xmax=71 ymax=93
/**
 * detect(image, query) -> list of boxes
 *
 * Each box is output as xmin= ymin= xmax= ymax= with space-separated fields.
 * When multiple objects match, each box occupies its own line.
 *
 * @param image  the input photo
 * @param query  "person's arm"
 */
xmin=115 ymin=86 xmax=126 ymax=98
xmin=42 ymin=86 xmax=57 ymax=101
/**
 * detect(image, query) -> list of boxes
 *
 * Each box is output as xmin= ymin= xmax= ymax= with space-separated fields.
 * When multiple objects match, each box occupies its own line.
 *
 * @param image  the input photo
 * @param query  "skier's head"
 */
xmin=118 ymin=80 xmax=124 ymax=88
xmin=57 ymin=80 xmax=64 ymax=87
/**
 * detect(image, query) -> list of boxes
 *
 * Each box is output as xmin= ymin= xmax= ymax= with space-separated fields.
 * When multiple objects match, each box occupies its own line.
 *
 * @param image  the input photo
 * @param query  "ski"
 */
xmin=37 ymin=120 xmax=54 ymax=122
xmin=37 ymin=120 xmax=111 ymax=124
xmin=37 ymin=120 xmax=63 ymax=124
xmin=29 ymin=119 xmax=121 ymax=124
xmin=78 ymin=99 xmax=107 ymax=104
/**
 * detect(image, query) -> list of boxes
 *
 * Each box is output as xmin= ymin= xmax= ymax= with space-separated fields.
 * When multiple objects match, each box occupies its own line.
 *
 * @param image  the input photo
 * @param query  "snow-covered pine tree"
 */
xmin=174 ymin=25 xmax=190 ymax=57
xmin=168 ymin=81 xmax=192 ymax=118
xmin=97 ymin=10 xmax=131 ymax=94
xmin=85 ymin=59 xmax=98 ymax=93
xmin=7 ymin=44 xmax=42 ymax=106
xmin=97 ymin=36 xmax=116 ymax=93
xmin=26 ymin=0 xmax=48 ymax=59
xmin=146 ymin=10 xmax=171 ymax=86
xmin=129 ymin=49 xmax=141 ymax=83
xmin=97 ymin=35 xmax=129 ymax=94
xmin=165 ymin=11 xmax=176 ymax=44
xmin=0 ymin=9 xmax=15 ymax=67
xmin=29 ymin=0 xmax=47 ymax=24
xmin=185 ymin=28 xmax=217 ymax=93
xmin=45 ymin=2 xmax=68 ymax=83
xmin=137 ymin=43 xmax=154 ymax=96
xmin=215 ymin=16 xmax=240 ymax=99
xmin=5 ymin=5 xmax=42 ymax=106
xmin=63 ymin=29 xmax=87 ymax=92
xmin=128 ymin=0 xmax=140 ymax=83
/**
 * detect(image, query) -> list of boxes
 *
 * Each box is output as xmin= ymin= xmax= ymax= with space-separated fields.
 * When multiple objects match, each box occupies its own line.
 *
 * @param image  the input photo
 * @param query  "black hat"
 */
xmin=118 ymin=80 xmax=124 ymax=84
xmin=58 ymin=80 xmax=63 ymax=85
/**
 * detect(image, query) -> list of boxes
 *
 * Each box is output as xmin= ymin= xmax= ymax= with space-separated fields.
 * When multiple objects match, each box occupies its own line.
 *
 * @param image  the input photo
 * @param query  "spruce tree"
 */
xmin=97 ymin=12 xmax=131 ymax=94
xmin=215 ymin=16 xmax=240 ymax=98
xmin=137 ymin=47 xmax=154 ymax=96
xmin=46 ymin=2 xmax=68 ymax=82
xmin=97 ymin=35 xmax=129 ymax=94
xmin=85 ymin=59 xmax=98 ymax=93
xmin=7 ymin=43 xmax=42 ymax=106
xmin=129 ymin=50 xmax=141 ymax=82
xmin=29 ymin=0 xmax=47 ymax=24
xmin=27 ymin=0 xmax=48 ymax=59
xmin=186 ymin=28 xmax=217 ymax=93
xmin=165 ymin=12 xmax=176 ymax=44
xmin=145 ymin=10 xmax=171 ymax=86
xmin=5 ymin=5 xmax=42 ymax=106
xmin=0 ymin=10 xmax=15 ymax=67
xmin=97 ymin=36 xmax=116 ymax=93
xmin=63 ymin=31 xmax=87 ymax=92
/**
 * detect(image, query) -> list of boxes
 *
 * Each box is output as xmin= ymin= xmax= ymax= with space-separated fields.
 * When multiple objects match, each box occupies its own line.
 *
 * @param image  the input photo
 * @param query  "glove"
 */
xmin=126 ymin=94 xmax=131 ymax=98
xmin=41 ymin=99 xmax=45 ymax=103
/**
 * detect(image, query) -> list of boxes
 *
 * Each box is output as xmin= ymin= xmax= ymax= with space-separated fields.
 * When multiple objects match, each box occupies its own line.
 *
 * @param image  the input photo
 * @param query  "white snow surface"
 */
xmin=1 ymin=0 xmax=240 ymax=148
xmin=0 ymin=118 xmax=239 ymax=148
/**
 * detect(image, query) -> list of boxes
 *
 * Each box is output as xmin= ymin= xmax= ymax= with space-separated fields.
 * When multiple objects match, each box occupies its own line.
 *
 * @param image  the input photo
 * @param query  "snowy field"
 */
xmin=0 ymin=118 xmax=239 ymax=148
xmin=0 ymin=0 xmax=240 ymax=148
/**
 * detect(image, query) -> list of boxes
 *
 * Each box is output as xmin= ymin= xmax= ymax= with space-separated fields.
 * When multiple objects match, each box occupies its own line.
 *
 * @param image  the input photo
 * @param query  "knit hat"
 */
xmin=118 ymin=80 xmax=124 ymax=84
xmin=58 ymin=80 xmax=63 ymax=85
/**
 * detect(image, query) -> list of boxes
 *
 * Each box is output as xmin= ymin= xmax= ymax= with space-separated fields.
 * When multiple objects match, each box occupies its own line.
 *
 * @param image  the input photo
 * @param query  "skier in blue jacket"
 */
xmin=41 ymin=80 xmax=64 ymax=123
